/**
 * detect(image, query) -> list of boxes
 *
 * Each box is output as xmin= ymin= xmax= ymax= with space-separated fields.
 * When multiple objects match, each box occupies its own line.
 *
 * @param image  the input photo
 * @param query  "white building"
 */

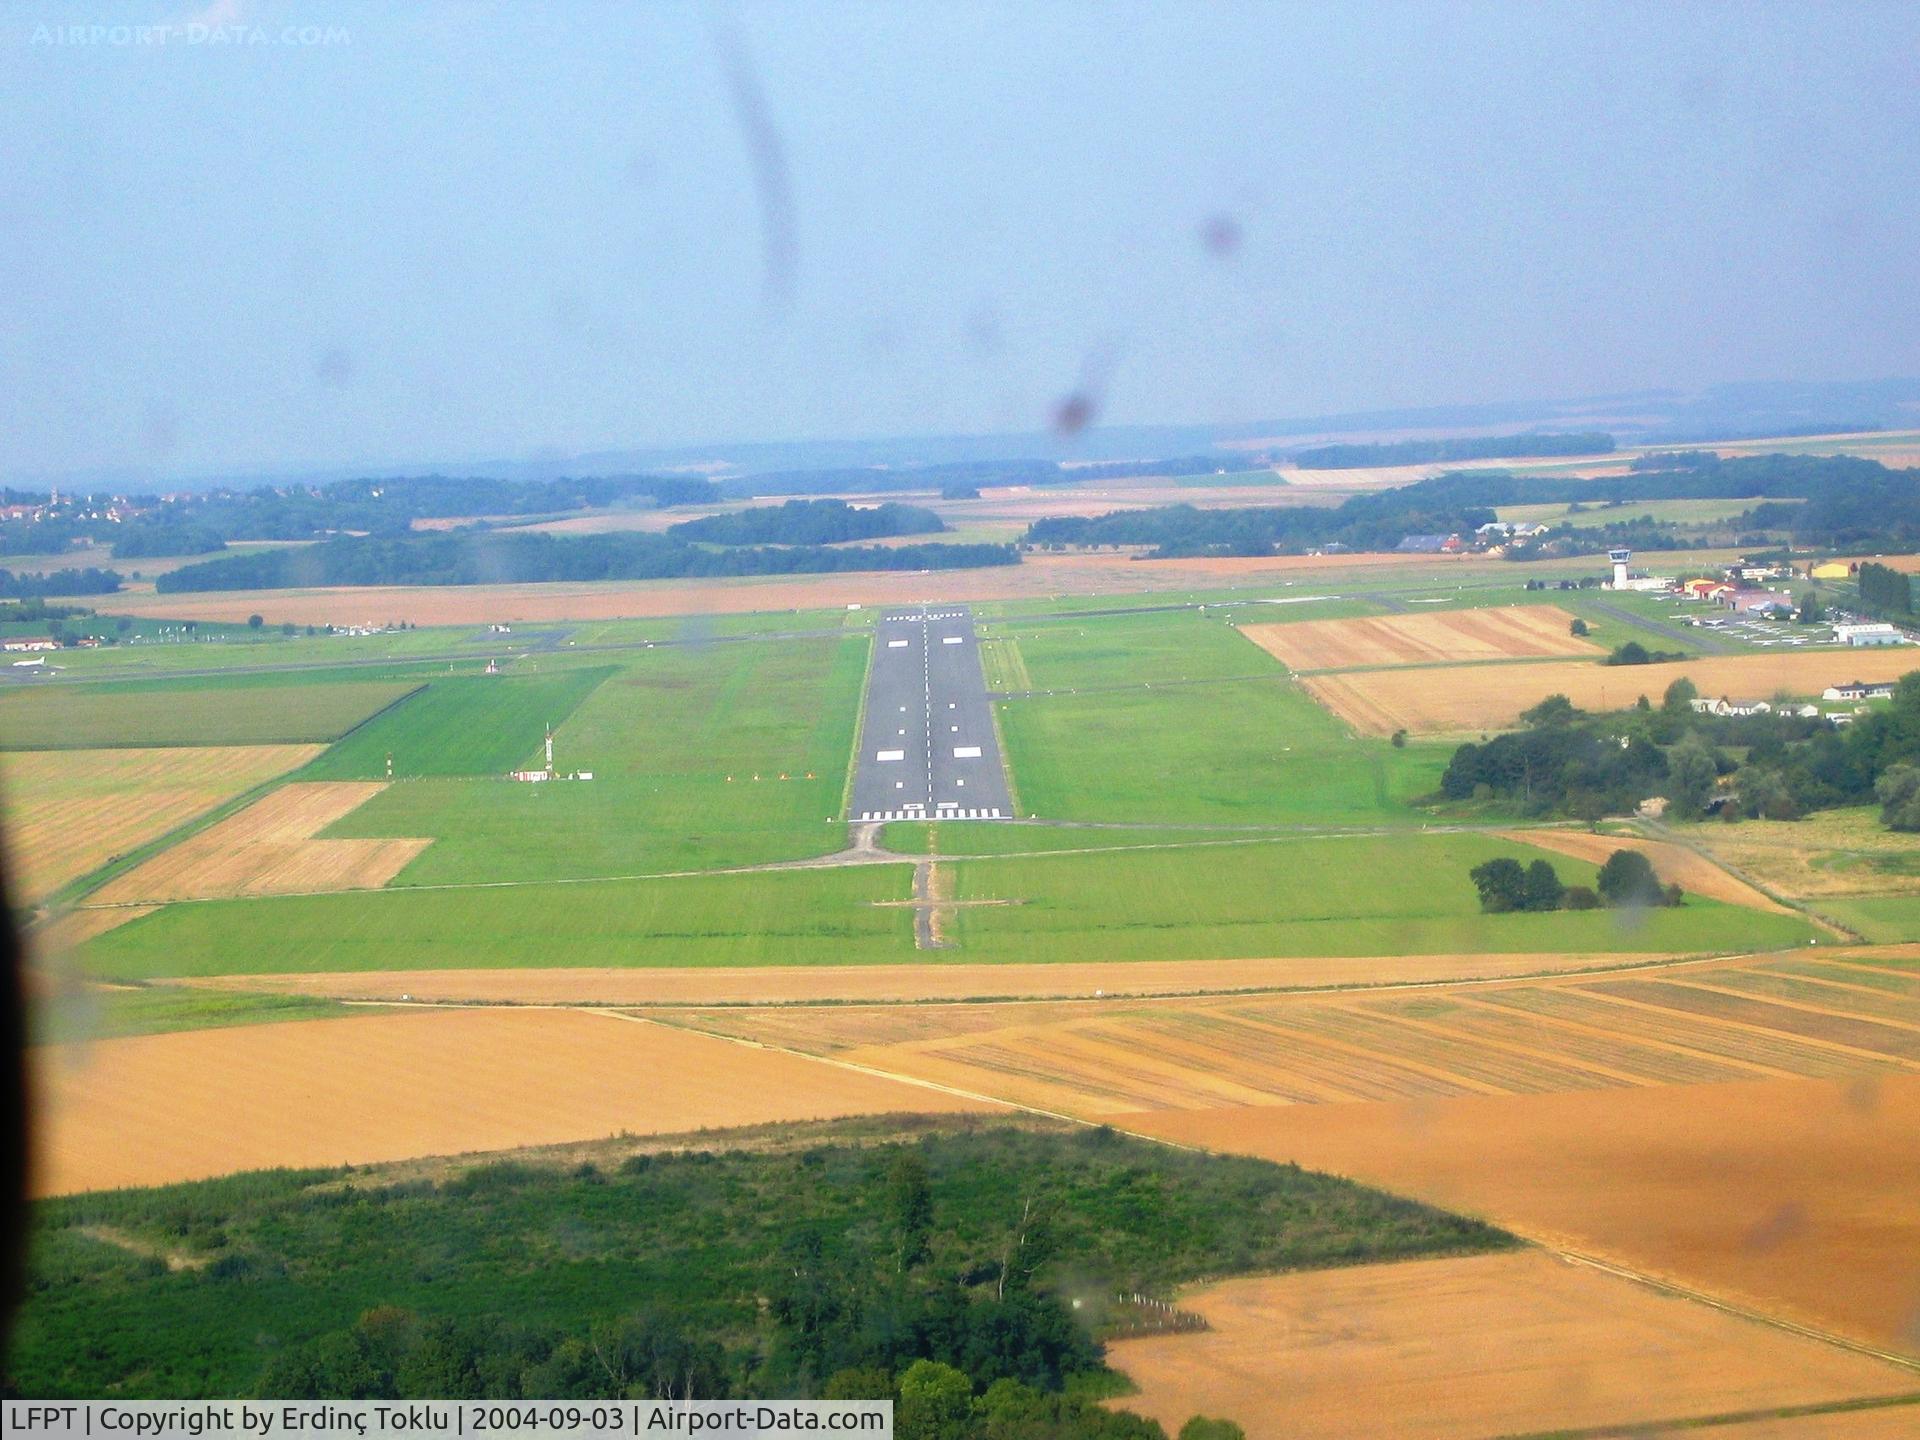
xmin=1833 ymin=622 xmax=1906 ymax=647
xmin=1823 ymin=681 xmax=1895 ymax=701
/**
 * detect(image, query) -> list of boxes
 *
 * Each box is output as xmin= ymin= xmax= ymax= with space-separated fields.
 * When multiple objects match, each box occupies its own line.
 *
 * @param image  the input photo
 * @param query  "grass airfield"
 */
xmin=16 ymin=543 xmax=1920 ymax=1430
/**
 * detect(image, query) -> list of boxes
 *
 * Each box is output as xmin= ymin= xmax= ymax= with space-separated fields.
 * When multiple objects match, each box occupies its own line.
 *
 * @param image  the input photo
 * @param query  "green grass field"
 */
xmin=298 ymin=667 xmax=613 ymax=780
xmin=71 ymin=829 xmax=1809 ymax=980
xmin=983 ymin=609 xmax=1294 ymax=692
xmin=321 ymin=635 xmax=866 ymax=880
xmin=1814 ymin=896 xmax=1920 ymax=944
xmin=998 ymin=676 xmax=1453 ymax=825
xmin=75 ymin=864 xmax=916 ymax=978
xmin=0 ymin=678 xmax=420 ymax=749
xmin=946 ymin=836 xmax=1818 ymax=962
xmin=974 ymin=593 xmax=1459 ymax=828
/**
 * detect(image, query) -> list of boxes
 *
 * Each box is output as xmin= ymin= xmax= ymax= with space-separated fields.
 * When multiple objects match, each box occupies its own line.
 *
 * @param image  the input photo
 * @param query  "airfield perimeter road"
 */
xmin=849 ymin=605 xmax=1015 ymax=822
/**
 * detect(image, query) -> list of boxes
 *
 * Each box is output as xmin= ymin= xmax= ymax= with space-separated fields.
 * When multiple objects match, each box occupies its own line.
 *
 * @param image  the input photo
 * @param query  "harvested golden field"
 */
xmin=1108 ymin=1252 xmax=1919 ymax=1440
xmin=1128 ymin=1073 xmax=1920 ymax=1354
xmin=0 ymin=745 xmax=322 ymax=904
xmin=1499 ymin=828 xmax=1796 ymax=913
xmin=90 ymin=781 xmax=428 ymax=903
xmin=1682 ymin=809 xmax=1920 ymax=900
xmin=30 ymin=1008 xmax=999 ymax=1196
xmin=168 ymin=949 xmax=1665 ymax=1007
xmin=1240 ymin=604 xmax=1599 ymax=671
xmin=1304 ymin=649 xmax=1920 ymax=736
xmin=96 ymin=550 xmax=1490 ymax=627
xmin=680 ymin=953 xmax=1920 ymax=1119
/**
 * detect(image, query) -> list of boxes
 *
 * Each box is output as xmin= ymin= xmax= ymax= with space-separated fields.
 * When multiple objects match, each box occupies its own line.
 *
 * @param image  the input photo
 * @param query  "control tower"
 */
xmin=1609 ymin=547 xmax=1632 ymax=588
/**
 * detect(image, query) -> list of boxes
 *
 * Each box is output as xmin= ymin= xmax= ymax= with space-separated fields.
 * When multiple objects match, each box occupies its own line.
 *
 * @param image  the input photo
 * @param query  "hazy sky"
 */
xmin=2 ymin=1 xmax=1917 ymax=481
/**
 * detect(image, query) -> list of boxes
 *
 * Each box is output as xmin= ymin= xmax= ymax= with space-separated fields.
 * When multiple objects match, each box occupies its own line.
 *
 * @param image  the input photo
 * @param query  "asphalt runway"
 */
xmin=848 ymin=605 xmax=1015 ymax=822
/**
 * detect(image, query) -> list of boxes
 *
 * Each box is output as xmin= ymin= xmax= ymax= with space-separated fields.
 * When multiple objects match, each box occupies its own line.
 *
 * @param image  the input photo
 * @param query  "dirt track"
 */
xmin=30 ymin=1007 xmax=999 ymax=1196
xmin=1108 ymin=1252 xmax=1918 ymax=1440
xmin=167 ymin=950 xmax=1668 ymax=1006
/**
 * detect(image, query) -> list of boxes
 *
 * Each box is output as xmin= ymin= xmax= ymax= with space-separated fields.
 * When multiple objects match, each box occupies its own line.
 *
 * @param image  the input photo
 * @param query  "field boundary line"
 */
xmin=1552 ymin=1249 xmax=1920 ymax=1375
xmin=1453 ymin=992 xmax=1808 ymax=1082
xmin=1656 ymin=977 xmax=1920 ymax=1036
xmin=1291 ymin=652 xmax=1621 ymax=678
xmin=1334 ymin=1003 xmax=1660 ymax=1089
xmin=301 ymin=680 xmax=427 ymax=757
xmin=589 ymin=1008 xmax=1076 ymax=1123
xmin=1491 ymin=1391 xmax=1920 ymax=1440
xmin=40 ymin=758 xmax=319 ymax=913
xmin=221 ymin=946 xmax=1813 ymax=1013
xmin=1634 ymin=817 xmax=1857 ymax=941
xmin=838 ymin=624 xmax=879 ymax=822
xmin=1566 ymin=986 xmax=1920 ymax=1072
xmin=1742 ymin=965 xmax=1920 ymax=1003
xmin=1803 ymin=953 xmax=1920 ymax=979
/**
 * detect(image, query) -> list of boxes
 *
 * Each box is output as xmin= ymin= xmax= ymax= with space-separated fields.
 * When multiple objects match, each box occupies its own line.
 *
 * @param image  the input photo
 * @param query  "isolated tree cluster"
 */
xmin=1470 ymin=849 xmax=1679 ymax=914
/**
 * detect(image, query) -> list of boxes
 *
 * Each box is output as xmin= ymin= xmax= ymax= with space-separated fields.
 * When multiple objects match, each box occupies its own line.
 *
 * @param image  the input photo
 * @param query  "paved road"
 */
xmin=848 ymin=605 xmax=1015 ymax=822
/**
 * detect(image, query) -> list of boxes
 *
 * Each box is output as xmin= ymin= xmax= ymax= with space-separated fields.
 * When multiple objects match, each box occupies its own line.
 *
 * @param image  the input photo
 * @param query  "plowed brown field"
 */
xmin=30 ymin=1008 xmax=999 ymax=1195
xmin=1126 ymin=1074 xmax=1920 ymax=1354
xmin=90 ymin=781 xmax=428 ymax=902
xmin=1241 ymin=605 xmax=1599 ymax=671
xmin=1497 ymin=829 xmax=1795 ymax=913
xmin=669 ymin=953 xmax=1919 ymax=1118
xmin=0 ymin=745 xmax=323 ymax=903
xmin=1108 ymin=1252 xmax=1919 ymax=1440
xmin=1305 ymin=650 xmax=1920 ymax=735
xmin=166 ymin=950 xmax=1664 ymax=1006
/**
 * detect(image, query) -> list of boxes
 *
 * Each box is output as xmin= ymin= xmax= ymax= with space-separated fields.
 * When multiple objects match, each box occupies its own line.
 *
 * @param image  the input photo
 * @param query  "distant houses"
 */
xmin=1688 ymin=697 xmax=1821 ymax=719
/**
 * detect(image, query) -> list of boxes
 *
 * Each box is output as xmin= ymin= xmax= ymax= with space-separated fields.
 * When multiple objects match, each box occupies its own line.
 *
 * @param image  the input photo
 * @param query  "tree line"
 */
xmin=0 ymin=566 xmax=121 ymax=598
xmin=14 ymin=1123 xmax=1509 ymax=1413
xmin=1856 ymin=561 xmax=1913 ymax=619
xmin=669 ymin=499 xmax=946 ymax=546
xmin=1291 ymin=432 xmax=1615 ymax=470
xmin=1439 ymin=671 xmax=1920 ymax=830
xmin=4 ymin=474 xmax=723 ymax=562
xmin=154 ymin=532 xmax=1018 ymax=592
xmin=1023 ymin=451 xmax=1920 ymax=560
